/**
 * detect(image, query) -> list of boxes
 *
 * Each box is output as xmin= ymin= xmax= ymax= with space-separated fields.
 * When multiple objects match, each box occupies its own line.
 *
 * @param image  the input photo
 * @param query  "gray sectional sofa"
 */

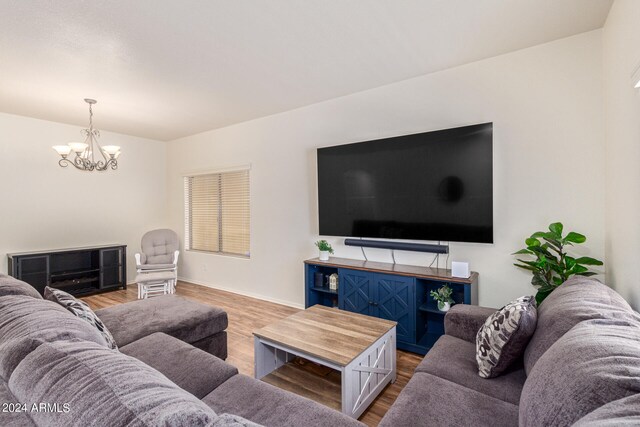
xmin=0 ymin=274 xmax=363 ymax=427
xmin=380 ymin=276 xmax=640 ymax=426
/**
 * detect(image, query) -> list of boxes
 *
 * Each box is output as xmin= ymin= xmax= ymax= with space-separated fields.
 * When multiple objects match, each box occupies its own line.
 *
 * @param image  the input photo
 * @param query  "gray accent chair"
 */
xmin=135 ymin=229 xmax=180 ymax=297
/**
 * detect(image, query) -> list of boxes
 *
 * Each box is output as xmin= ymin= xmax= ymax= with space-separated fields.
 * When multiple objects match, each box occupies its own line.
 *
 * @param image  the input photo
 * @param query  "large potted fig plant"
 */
xmin=513 ymin=222 xmax=603 ymax=305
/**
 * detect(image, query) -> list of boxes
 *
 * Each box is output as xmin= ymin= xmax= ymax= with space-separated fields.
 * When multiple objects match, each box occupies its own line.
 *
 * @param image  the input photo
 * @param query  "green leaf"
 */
xmin=571 ymin=264 xmax=589 ymax=274
xmin=536 ymin=287 xmax=554 ymax=305
xmin=577 ymin=272 xmax=598 ymax=277
xmin=528 ymin=246 xmax=553 ymax=257
xmin=565 ymin=256 xmax=576 ymax=270
xmin=549 ymin=222 xmax=563 ymax=237
xmin=575 ymin=257 xmax=603 ymax=266
xmin=549 ymin=263 xmax=565 ymax=275
xmin=552 ymin=276 xmax=564 ymax=285
xmin=525 ymin=238 xmax=540 ymax=247
xmin=514 ymin=263 xmax=538 ymax=272
xmin=532 ymin=273 xmax=550 ymax=288
xmin=543 ymin=256 xmax=561 ymax=266
xmin=530 ymin=231 xmax=546 ymax=239
xmin=512 ymin=249 xmax=533 ymax=255
xmin=543 ymin=232 xmax=562 ymax=244
xmin=542 ymin=238 xmax=562 ymax=250
xmin=564 ymin=232 xmax=586 ymax=244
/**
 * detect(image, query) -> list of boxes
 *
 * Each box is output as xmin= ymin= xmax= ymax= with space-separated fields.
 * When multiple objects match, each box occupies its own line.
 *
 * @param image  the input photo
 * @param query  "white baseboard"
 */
xmin=177 ymin=276 xmax=305 ymax=310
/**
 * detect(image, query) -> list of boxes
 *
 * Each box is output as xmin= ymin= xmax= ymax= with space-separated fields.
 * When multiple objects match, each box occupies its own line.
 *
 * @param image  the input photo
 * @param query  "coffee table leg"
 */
xmin=341 ymin=327 xmax=397 ymax=419
xmin=254 ymin=337 xmax=291 ymax=379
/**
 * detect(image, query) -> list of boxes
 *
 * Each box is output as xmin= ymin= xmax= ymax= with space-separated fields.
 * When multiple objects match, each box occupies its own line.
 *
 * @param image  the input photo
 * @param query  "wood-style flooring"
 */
xmin=82 ymin=281 xmax=422 ymax=426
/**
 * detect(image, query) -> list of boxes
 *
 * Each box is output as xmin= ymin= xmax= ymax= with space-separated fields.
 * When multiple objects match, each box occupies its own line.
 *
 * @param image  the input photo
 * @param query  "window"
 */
xmin=184 ymin=168 xmax=250 ymax=257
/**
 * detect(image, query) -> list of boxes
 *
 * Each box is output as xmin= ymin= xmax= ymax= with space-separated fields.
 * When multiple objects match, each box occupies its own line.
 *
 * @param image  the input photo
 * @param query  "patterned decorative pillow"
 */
xmin=44 ymin=287 xmax=118 ymax=350
xmin=476 ymin=295 xmax=537 ymax=378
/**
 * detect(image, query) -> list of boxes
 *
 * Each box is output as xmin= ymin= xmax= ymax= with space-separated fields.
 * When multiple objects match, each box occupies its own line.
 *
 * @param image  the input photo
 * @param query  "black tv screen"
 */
xmin=317 ymin=123 xmax=493 ymax=243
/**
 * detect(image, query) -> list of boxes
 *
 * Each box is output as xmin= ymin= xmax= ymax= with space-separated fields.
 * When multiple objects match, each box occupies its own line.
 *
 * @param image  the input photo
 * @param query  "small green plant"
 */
xmin=315 ymin=240 xmax=334 ymax=254
xmin=430 ymin=285 xmax=454 ymax=310
xmin=513 ymin=222 xmax=603 ymax=305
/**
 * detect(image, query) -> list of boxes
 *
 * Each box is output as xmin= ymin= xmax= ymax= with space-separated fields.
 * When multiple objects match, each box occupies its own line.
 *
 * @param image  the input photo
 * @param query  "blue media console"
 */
xmin=304 ymin=257 xmax=478 ymax=355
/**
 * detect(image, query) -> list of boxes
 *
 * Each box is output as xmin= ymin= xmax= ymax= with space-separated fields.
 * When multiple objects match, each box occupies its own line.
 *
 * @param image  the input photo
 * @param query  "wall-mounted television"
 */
xmin=317 ymin=123 xmax=493 ymax=244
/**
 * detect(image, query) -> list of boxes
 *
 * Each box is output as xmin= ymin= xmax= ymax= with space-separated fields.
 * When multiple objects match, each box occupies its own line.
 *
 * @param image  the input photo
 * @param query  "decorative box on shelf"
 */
xmin=304 ymin=257 xmax=478 ymax=355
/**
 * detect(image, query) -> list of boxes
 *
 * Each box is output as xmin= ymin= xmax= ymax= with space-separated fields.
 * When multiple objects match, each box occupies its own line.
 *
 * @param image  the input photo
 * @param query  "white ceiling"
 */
xmin=0 ymin=0 xmax=612 ymax=141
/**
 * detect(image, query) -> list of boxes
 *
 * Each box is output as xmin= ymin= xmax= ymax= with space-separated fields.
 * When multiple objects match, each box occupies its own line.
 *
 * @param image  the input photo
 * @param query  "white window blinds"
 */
xmin=184 ymin=169 xmax=250 ymax=257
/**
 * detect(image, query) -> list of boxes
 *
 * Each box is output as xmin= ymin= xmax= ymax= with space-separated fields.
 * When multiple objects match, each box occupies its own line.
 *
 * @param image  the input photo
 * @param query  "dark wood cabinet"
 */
xmin=8 ymin=245 xmax=127 ymax=297
xmin=305 ymin=257 xmax=478 ymax=355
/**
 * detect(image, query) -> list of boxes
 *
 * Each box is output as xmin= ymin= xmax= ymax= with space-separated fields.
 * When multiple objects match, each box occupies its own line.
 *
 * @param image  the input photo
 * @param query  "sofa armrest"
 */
xmin=444 ymin=304 xmax=496 ymax=343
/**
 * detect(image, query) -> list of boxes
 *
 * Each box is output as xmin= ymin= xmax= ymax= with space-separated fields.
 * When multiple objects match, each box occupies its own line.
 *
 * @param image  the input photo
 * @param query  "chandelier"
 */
xmin=52 ymin=99 xmax=120 ymax=171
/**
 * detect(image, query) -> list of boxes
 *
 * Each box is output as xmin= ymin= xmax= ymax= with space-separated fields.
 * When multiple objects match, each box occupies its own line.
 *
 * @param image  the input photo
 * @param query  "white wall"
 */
xmin=166 ymin=31 xmax=605 ymax=309
xmin=603 ymin=0 xmax=640 ymax=310
xmin=0 ymin=112 xmax=167 ymax=283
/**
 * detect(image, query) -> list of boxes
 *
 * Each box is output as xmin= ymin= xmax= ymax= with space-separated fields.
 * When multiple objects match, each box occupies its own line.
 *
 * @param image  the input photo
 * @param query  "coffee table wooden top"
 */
xmin=253 ymin=305 xmax=396 ymax=366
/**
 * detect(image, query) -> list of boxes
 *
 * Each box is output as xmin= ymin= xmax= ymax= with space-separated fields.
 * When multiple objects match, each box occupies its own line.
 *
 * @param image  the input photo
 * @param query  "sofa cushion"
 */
xmin=520 ymin=318 xmax=640 ymax=427
xmin=573 ymin=394 xmax=640 ymax=426
xmin=0 ymin=380 xmax=36 ymax=427
xmin=523 ymin=276 xmax=633 ymax=374
xmin=0 ymin=295 xmax=108 ymax=354
xmin=95 ymin=295 xmax=228 ymax=347
xmin=8 ymin=339 xmax=218 ymax=427
xmin=121 ymin=332 xmax=237 ymax=399
xmin=0 ymin=337 xmax=46 ymax=382
xmin=416 ymin=334 xmax=526 ymax=405
xmin=476 ymin=295 xmax=537 ymax=378
xmin=202 ymin=374 xmax=364 ymax=427
xmin=212 ymin=414 xmax=262 ymax=427
xmin=44 ymin=287 xmax=117 ymax=350
xmin=379 ymin=372 xmax=519 ymax=427
xmin=0 ymin=274 xmax=42 ymax=299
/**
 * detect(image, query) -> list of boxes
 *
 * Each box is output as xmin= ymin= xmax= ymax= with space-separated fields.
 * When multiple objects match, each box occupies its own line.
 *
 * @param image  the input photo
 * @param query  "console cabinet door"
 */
xmin=338 ymin=269 xmax=373 ymax=316
xmin=16 ymin=255 xmax=50 ymax=295
xmin=99 ymin=248 xmax=123 ymax=289
xmin=374 ymin=273 xmax=416 ymax=344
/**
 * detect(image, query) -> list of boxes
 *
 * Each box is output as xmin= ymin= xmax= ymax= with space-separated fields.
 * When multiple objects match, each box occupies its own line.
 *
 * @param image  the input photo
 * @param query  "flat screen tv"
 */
xmin=317 ymin=123 xmax=493 ymax=244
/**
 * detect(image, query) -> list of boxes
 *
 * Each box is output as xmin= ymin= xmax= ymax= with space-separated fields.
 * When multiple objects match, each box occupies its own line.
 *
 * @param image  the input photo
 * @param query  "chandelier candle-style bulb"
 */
xmin=53 ymin=98 xmax=120 ymax=171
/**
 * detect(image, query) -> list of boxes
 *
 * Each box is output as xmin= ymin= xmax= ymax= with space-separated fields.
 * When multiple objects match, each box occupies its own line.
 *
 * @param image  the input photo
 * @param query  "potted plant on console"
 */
xmin=430 ymin=285 xmax=454 ymax=312
xmin=315 ymin=240 xmax=334 ymax=261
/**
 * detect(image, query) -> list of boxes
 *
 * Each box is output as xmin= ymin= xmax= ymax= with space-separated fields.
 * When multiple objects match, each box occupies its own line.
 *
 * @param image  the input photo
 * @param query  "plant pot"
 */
xmin=319 ymin=250 xmax=330 ymax=261
xmin=438 ymin=301 xmax=451 ymax=312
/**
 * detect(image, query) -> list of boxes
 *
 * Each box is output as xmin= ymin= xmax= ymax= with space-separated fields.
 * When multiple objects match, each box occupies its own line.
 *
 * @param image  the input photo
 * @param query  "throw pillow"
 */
xmin=44 ymin=286 xmax=118 ymax=350
xmin=476 ymin=295 xmax=537 ymax=378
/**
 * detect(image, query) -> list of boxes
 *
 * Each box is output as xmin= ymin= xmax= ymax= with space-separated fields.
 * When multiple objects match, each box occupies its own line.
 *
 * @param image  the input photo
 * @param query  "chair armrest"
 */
xmin=134 ymin=253 xmax=146 ymax=266
xmin=444 ymin=304 xmax=496 ymax=343
xmin=172 ymin=250 xmax=180 ymax=265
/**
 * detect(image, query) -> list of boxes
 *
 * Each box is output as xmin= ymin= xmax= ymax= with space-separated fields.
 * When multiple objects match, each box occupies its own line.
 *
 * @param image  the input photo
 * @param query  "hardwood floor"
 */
xmin=82 ymin=281 xmax=422 ymax=426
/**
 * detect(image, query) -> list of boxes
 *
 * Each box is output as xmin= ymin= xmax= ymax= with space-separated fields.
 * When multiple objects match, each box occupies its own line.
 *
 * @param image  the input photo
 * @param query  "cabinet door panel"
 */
xmin=17 ymin=256 xmax=50 ymax=295
xmin=339 ymin=269 xmax=372 ymax=315
xmin=375 ymin=273 xmax=416 ymax=343
xmin=100 ymin=248 xmax=123 ymax=288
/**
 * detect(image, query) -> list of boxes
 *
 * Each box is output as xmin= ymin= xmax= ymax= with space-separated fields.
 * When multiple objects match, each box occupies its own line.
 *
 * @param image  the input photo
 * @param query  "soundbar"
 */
xmin=344 ymin=239 xmax=449 ymax=254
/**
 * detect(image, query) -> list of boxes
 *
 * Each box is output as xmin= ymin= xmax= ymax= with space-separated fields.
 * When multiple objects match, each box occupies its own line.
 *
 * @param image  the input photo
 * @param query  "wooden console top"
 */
xmin=304 ymin=256 xmax=478 ymax=284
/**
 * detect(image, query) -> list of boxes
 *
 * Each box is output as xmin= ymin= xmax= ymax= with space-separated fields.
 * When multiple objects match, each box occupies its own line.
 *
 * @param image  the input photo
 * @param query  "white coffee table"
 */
xmin=253 ymin=305 xmax=397 ymax=419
